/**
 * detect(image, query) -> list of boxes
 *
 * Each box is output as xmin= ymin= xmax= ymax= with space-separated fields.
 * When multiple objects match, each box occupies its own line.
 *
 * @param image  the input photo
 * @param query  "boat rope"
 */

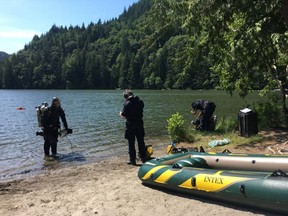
xmin=267 ymin=141 xmax=288 ymax=154
xmin=65 ymin=136 xmax=74 ymax=153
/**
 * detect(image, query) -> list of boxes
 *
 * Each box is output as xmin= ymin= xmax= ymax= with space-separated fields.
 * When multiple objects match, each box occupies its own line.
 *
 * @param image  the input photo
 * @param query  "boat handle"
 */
xmin=239 ymin=184 xmax=245 ymax=194
xmin=191 ymin=177 xmax=196 ymax=187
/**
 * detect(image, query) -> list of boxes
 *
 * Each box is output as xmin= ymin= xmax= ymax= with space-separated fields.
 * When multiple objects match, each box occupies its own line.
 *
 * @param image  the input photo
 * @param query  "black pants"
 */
xmin=43 ymin=128 xmax=58 ymax=156
xmin=125 ymin=120 xmax=146 ymax=161
xmin=199 ymin=103 xmax=216 ymax=131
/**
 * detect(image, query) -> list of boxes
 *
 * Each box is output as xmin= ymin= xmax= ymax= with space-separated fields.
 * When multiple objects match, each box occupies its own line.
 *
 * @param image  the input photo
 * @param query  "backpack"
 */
xmin=36 ymin=102 xmax=48 ymax=127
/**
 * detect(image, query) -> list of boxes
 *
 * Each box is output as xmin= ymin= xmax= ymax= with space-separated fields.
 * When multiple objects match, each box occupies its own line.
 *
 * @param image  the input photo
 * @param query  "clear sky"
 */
xmin=0 ymin=0 xmax=139 ymax=54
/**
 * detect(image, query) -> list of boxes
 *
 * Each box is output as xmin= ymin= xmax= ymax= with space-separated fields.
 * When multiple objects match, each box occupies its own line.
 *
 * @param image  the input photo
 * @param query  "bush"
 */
xmin=167 ymin=112 xmax=195 ymax=143
xmin=251 ymin=94 xmax=283 ymax=129
xmin=216 ymin=116 xmax=238 ymax=133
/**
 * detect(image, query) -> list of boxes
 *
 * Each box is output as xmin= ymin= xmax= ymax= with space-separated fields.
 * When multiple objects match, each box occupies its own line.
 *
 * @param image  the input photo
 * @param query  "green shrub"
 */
xmin=216 ymin=116 xmax=238 ymax=133
xmin=167 ymin=112 xmax=195 ymax=143
xmin=251 ymin=94 xmax=283 ymax=129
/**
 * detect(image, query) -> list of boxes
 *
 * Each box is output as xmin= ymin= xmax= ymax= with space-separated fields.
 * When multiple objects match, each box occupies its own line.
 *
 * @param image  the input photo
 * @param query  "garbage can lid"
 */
xmin=240 ymin=108 xmax=252 ymax=113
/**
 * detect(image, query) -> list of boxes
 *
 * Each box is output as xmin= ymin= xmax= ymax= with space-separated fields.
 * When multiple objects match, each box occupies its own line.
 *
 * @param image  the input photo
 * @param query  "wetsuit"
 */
xmin=121 ymin=96 xmax=146 ymax=163
xmin=192 ymin=99 xmax=216 ymax=131
xmin=41 ymin=105 xmax=68 ymax=156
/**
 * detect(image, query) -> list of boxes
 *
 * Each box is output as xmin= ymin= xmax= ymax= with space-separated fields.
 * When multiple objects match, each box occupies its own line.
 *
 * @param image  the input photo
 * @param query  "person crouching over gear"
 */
xmin=119 ymin=90 xmax=147 ymax=165
xmin=191 ymin=99 xmax=216 ymax=131
xmin=41 ymin=97 xmax=68 ymax=158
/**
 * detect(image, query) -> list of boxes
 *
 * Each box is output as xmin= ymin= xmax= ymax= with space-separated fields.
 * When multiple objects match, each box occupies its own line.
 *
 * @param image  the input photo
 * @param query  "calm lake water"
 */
xmin=0 ymin=89 xmax=266 ymax=181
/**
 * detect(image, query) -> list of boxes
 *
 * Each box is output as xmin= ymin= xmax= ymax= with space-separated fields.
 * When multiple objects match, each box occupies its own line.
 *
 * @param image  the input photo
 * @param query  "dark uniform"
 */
xmin=120 ymin=90 xmax=146 ymax=165
xmin=191 ymin=99 xmax=216 ymax=131
xmin=41 ymin=97 xmax=68 ymax=156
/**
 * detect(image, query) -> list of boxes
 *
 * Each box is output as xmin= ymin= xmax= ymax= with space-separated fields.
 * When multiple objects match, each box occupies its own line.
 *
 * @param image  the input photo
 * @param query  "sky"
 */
xmin=0 ymin=0 xmax=139 ymax=54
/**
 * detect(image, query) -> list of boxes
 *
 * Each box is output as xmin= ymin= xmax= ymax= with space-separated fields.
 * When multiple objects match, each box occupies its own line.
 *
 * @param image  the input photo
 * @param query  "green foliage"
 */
xmin=0 ymin=0 xmax=217 ymax=90
xmin=251 ymin=93 xmax=283 ymax=129
xmin=216 ymin=116 xmax=238 ymax=133
xmin=184 ymin=0 xmax=288 ymax=121
xmin=167 ymin=112 xmax=194 ymax=143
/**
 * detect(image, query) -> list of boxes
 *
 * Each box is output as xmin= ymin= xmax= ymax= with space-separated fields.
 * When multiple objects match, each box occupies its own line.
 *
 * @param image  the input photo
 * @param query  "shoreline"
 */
xmin=0 ymin=136 xmax=171 ymax=183
xmin=0 ymin=145 xmax=280 ymax=216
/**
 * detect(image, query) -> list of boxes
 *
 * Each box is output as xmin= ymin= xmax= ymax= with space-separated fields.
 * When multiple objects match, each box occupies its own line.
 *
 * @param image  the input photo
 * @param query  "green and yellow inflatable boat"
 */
xmin=138 ymin=151 xmax=288 ymax=214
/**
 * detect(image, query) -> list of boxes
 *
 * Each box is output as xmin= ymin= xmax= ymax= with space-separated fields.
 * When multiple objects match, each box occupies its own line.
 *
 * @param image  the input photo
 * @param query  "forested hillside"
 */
xmin=0 ymin=52 xmax=9 ymax=62
xmin=0 ymin=0 xmax=287 ymax=94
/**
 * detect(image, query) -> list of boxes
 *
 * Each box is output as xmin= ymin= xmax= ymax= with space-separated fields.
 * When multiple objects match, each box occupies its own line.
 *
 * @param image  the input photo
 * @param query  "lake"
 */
xmin=0 ymin=89 xmax=267 ymax=181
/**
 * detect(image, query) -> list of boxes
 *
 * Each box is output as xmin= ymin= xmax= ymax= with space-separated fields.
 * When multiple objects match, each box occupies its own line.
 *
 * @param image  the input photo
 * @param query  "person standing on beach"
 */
xmin=41 ymin=97 xmax=69 ymax=158
xmin=119 ymin=90 xmax=147 ymax=165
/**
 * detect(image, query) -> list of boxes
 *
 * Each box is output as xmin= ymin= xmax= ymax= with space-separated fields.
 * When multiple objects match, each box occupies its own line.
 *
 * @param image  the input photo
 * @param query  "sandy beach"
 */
xmin=0 ymin=131 xmax=285 ymax=216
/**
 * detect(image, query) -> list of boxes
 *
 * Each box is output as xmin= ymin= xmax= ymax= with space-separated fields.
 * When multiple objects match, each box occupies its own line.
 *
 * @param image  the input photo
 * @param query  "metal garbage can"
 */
xmin=238 ymin=108 xmax=258 ymax=137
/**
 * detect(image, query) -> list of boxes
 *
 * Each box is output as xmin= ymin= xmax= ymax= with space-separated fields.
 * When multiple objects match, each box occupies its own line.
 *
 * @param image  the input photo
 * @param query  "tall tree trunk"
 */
xmin=281 ymin=0 xmax=288 ymax=26
xmin=280 ymin=82 xmax=288 ymax=125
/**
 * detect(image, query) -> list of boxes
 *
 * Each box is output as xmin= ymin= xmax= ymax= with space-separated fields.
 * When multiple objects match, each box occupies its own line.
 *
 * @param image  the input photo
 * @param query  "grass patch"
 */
xmin=180 ymin=129 xmax=271 ymax=153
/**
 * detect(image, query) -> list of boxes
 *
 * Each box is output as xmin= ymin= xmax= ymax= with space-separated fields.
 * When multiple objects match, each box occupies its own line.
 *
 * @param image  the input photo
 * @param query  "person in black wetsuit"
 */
xmin=119 ymin=90 xmax=147 ymax=165
xmin=191 ymin=99 xmax=216 ymax=131
xmin=41 ymin=97 xmax=68 ymax=158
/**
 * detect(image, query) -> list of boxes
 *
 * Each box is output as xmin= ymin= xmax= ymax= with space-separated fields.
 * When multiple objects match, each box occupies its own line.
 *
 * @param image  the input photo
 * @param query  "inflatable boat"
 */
xmin=138 ymin=151 xmax=288 ymax=214
xmin=157 ymin=150 xmax=288 ymax=172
